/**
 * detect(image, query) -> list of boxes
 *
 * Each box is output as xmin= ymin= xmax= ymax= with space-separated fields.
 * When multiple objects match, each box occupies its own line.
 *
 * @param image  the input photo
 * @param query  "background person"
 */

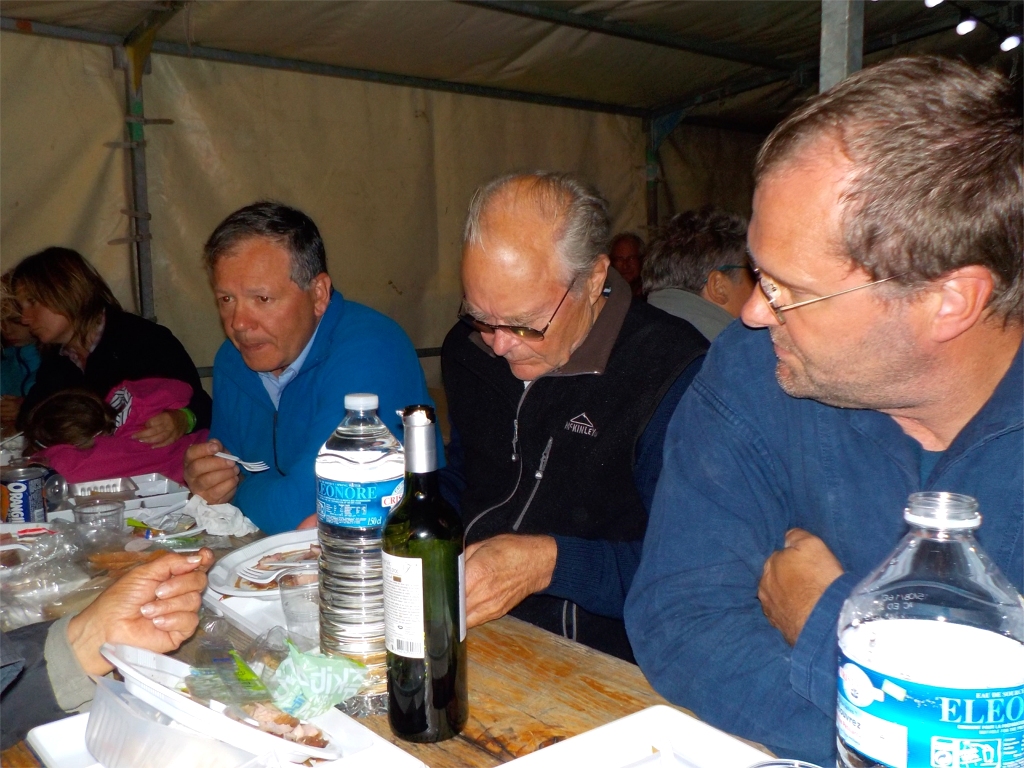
xmin=1 ymin=272 xmax=40 ymax=431
xmin=11 ymin=248 xmax=211 ymax=446
xmin=608 ymin=232 xmax=646 ymax=298
xmin=184 ymin=201 xmax=434 ymax=533
xmin=1 ymin=548 xmax=215 ymax=749
xmin=625 ymin=56 xmax=1022 ymax=765
xmin=642 ymin=206 xmax=755 ymax=342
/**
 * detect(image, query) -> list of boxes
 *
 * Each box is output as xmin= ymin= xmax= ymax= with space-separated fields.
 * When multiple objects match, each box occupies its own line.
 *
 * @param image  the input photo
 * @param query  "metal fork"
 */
xmin=237 ymin=561 xmax=317 ymax=584
xmin=214 ymin=452 xmax=270 ymax=472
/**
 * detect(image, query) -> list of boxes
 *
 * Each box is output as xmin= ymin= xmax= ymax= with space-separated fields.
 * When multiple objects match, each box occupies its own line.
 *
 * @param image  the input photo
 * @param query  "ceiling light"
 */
xmin=924 ymin=0 xmax=944 ymax=7
xmin=956 ymin=12 xmax=978 ymax=35
xmin=1001 ymin=33 xmax=1022 ymax=51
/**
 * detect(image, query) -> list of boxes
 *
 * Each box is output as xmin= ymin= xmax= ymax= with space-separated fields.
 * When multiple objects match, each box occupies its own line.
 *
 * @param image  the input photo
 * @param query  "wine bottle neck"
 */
xmin=405 ymin=423 xmax=436 ymax=472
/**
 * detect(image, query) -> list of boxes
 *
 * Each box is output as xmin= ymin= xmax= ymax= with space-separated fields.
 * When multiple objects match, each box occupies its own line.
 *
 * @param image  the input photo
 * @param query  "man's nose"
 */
xmin=229 ymin=304 xmax=257 ymax=333
xmin=486 ymin=328 xmax=521 ymax=357
xmin=740 ymin=289 xmax=778 ymax=329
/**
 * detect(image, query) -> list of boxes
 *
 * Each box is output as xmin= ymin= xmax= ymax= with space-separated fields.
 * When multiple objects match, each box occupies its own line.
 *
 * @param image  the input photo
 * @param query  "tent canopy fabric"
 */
xmin=1 ymin=1 xmax=1016 ymax=384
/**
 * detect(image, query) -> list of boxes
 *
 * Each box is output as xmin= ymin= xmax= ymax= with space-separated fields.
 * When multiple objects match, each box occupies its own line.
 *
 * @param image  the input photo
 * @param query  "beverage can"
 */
xmin=1 ymin=466 xmax=48 ymax=523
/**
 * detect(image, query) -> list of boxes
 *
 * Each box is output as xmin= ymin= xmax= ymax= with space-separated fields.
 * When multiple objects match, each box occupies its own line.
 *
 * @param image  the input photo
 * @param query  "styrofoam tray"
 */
xmin=26 ymin=712 xmax=100 ymax=768
xmin=207 ymin=528 xmax=318 ymax=599
xmin=66 ymin=473 xmax=189 ymax=513
xmin=99 ymin=643 xmax=368 ymax=762
xmin=506 ymin=705 xmax=772 ymax=768
xmin=28 ymin=711 xmax=426 ymax=768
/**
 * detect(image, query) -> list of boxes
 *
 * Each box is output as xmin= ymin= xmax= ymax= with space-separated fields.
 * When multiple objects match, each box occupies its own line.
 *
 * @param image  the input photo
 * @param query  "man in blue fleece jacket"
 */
xmin=183 ymin=202 xmax=432 ymax=533
xmin=626 ymin=57 xmax=1022 ymax=766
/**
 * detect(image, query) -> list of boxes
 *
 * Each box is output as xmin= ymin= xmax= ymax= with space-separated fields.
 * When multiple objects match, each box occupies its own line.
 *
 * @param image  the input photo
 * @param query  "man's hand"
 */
xmin=297 ymin=513 xmax=317 ymax=530
xmin=133 ymin=409 xmax=189 ymax=447
xmin=464 ymin=534 xmax=557 ymax=628
xmin=758 ymin=528 xmax=843 ymax=646
xmin=1 ymin=395 xmax=23 ymax=426
xmin=65 ymin=549 xmax=215 ymax=675
xmin=183 ymin=439 xmax=239 ymax=504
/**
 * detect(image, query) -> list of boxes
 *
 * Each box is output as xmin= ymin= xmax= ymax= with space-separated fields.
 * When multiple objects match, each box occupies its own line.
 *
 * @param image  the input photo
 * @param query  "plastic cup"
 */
xmin=74 ymin=499 xmax=125 ymax=529
xmin=279 ymin=571 xmax=320 ymax=652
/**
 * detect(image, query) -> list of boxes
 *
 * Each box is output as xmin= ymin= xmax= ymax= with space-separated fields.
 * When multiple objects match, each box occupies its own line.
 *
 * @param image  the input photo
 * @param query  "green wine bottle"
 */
xmin=382 ymin=405 xmax=468 ymax=742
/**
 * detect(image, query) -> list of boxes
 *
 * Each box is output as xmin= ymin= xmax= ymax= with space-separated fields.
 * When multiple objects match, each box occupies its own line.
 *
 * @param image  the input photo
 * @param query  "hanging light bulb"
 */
xmin=1001 ymin=33 xmax=1022 ymax=51
xmin=956 ymin=10 xmax=978 ymax=35
xmin=924 ymin=0 xmax=944 ymax=7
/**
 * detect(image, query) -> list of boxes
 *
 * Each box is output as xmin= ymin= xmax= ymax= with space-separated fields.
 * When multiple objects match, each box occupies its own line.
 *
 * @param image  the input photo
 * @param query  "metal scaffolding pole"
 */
xmin=820 ymin=0 xmax=864 ymax=92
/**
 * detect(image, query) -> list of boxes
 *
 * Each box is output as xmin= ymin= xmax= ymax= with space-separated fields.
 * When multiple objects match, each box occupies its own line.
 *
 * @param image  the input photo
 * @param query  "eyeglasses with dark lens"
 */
xmin=458 ymin=281 xmax=575 ymax=341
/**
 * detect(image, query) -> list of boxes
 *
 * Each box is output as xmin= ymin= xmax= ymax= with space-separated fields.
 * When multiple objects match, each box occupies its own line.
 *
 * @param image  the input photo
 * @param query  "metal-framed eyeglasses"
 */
xmin=754 ymin=268 xmax=906 ymax=325
xmin=457 ymin=280 xmax=575 ymax=341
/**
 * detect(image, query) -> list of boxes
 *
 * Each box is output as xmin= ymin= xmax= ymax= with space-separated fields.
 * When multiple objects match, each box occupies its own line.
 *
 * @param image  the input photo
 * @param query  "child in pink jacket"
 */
xmin=25 ymin=378 xmax=208 ymax=484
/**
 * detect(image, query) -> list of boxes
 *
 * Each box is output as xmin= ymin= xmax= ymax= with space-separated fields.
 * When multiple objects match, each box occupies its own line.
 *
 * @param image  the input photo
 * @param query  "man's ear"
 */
xmin=703 ymin=271 xmax=731 ymax=307
xmin=310 ymin=272 xmax=333 ymax=318
xmin=928 ymin=265 xmax=995 ymax=343
xmin=587 ymin=255 xmax=610 ymax=303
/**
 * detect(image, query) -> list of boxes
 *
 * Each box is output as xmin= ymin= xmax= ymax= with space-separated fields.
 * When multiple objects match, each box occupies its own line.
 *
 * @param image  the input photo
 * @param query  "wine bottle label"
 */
xmin=459 ymin=552 xmax=466 ymax=642
xmin=382 ymin=552 xmax=424 ymax=659
xmin=316 ymin=477 xmax=403 ymax=528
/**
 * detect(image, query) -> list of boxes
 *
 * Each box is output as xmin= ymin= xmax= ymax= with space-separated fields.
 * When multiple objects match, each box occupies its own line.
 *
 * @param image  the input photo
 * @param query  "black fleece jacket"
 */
xmin=440 ymin=271 xmax=708 ymax=660
xmin=18 ymin=309 xmax=211 ymax=431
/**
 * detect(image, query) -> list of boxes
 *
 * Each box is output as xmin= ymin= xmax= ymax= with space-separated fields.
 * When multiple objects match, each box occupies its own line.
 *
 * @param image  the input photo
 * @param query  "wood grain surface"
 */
xmin=356 ymin=616 xmax=681 ymax=767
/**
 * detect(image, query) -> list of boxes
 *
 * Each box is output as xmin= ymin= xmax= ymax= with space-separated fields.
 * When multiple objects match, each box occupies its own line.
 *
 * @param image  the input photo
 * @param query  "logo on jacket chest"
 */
xmin=564 ymin=413 xmax=597 ymax=437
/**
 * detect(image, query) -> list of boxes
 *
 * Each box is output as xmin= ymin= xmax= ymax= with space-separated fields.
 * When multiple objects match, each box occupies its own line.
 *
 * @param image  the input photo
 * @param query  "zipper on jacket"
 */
xmin=561 ymin=600 xmax=578 ymax=642
xmin=465 ymin=381 xmax=534 ymax=537
xmin=272 ymin=411 xmax=284 ymax=475
xmin=512 ymin=436 xmax=553 ymax=531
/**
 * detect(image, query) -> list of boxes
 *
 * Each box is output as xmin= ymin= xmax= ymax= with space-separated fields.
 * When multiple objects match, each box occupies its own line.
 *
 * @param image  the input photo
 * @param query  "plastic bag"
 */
xmin=244 ymin=627 xmax=368 ymax=720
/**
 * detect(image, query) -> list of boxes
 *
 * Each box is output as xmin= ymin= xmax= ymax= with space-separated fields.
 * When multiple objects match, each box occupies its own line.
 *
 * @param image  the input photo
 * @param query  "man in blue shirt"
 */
xmin=183 ymin=202 xmax=432 ymax=533
xmin=626 ymin=56 xmax=1022 ymax=766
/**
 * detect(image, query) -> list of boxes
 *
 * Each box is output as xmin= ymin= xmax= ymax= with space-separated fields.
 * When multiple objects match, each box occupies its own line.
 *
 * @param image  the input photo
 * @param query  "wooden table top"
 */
xmin=4 ymin=613 xmax=681 ymax=767
xmin=359 ymin=616 xmax=678 ymax=767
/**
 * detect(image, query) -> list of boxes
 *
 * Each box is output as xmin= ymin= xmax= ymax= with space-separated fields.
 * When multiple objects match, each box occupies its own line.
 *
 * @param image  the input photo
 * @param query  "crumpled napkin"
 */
xmin=183 ymin=494 xmax=258 ymax=537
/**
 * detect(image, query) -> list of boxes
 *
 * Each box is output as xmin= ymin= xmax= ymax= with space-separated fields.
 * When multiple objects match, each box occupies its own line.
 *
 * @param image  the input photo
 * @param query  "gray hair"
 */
xmin=204 ymin=201 xmax=327 ymax=289
xmin=642 ymin=207 xmax=749 ymax=294
xmin=757 ymin=56 xmax=1022 ymax=322
xmin=463 ymin=172 xmax=610 ymax=289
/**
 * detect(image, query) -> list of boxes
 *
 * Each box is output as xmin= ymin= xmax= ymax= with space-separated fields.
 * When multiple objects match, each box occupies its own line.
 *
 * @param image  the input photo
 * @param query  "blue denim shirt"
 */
xmin=625 ymin=323 xmax=1023 ymax=765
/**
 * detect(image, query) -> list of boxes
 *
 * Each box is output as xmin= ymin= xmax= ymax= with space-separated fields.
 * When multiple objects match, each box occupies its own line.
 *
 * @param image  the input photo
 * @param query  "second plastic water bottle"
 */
xmin=316 ymin=393 xmax=404 ymax=716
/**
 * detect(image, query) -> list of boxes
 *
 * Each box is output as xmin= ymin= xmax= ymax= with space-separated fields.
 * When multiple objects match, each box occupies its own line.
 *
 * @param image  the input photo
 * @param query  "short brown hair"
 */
xmin=24 ymin=390 xmax=117 ymax=450
xmin=756 ymin=56 xmax=1022 ymax=321
xmin=11 ymin=248 xmax=121 ymax=348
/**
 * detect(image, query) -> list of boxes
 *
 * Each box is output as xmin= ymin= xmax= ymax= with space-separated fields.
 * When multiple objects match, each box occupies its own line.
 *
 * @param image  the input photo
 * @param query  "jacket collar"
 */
xmin=468 ymin=268 xmax=631 ymax=378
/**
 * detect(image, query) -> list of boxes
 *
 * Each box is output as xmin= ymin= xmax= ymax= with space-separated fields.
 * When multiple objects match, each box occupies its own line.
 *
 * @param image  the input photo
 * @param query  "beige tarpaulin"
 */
xmin=1 ymin=32 xmax=761 ymax=386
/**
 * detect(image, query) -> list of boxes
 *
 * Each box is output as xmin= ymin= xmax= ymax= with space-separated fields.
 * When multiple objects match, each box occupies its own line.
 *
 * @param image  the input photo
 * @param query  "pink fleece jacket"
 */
xmin=37 ymin=378 xmax=208 ymax=484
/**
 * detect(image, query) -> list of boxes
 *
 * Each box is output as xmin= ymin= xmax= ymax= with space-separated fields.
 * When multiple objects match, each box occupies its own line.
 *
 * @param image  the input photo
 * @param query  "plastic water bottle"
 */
xmin=836 ymin=492 xmax=1024 ymax=768
xmin=316 ymin=393 xmax=405 ymax=716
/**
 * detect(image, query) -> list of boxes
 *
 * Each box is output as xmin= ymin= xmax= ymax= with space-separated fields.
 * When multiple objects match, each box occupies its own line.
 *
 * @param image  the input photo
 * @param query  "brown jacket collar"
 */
xmin=468 ymin=268 xmax=631 ymax=378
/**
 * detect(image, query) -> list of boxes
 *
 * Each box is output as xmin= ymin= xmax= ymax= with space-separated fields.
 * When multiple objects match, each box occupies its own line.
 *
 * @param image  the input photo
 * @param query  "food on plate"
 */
xmin=242 ymin=702 xmax=329 ymax=748
xmin=257 ymin=544 xmax=320 ymax=568
xmin=233 ymin=543 xmax=320 ymax=590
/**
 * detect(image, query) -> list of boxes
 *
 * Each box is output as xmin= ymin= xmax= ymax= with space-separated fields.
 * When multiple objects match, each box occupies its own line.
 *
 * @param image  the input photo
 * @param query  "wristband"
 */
xmin=180 ymin=408 xmax=197 ymax=434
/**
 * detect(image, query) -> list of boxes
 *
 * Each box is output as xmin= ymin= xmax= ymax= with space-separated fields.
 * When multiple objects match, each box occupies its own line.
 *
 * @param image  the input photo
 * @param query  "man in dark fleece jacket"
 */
xmin=439 ymin=172 xmax=707 ymax=661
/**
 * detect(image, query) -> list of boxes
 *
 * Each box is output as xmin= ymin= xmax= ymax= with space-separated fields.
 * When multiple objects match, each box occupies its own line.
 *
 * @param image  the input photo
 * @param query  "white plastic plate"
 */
xmin=99 ymin=643 xmax=373 ymax=762
xmin=505 ymin=705 xmax=772 ymax=768
xmin=207 ymin=528 xmax=319 ymax=599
